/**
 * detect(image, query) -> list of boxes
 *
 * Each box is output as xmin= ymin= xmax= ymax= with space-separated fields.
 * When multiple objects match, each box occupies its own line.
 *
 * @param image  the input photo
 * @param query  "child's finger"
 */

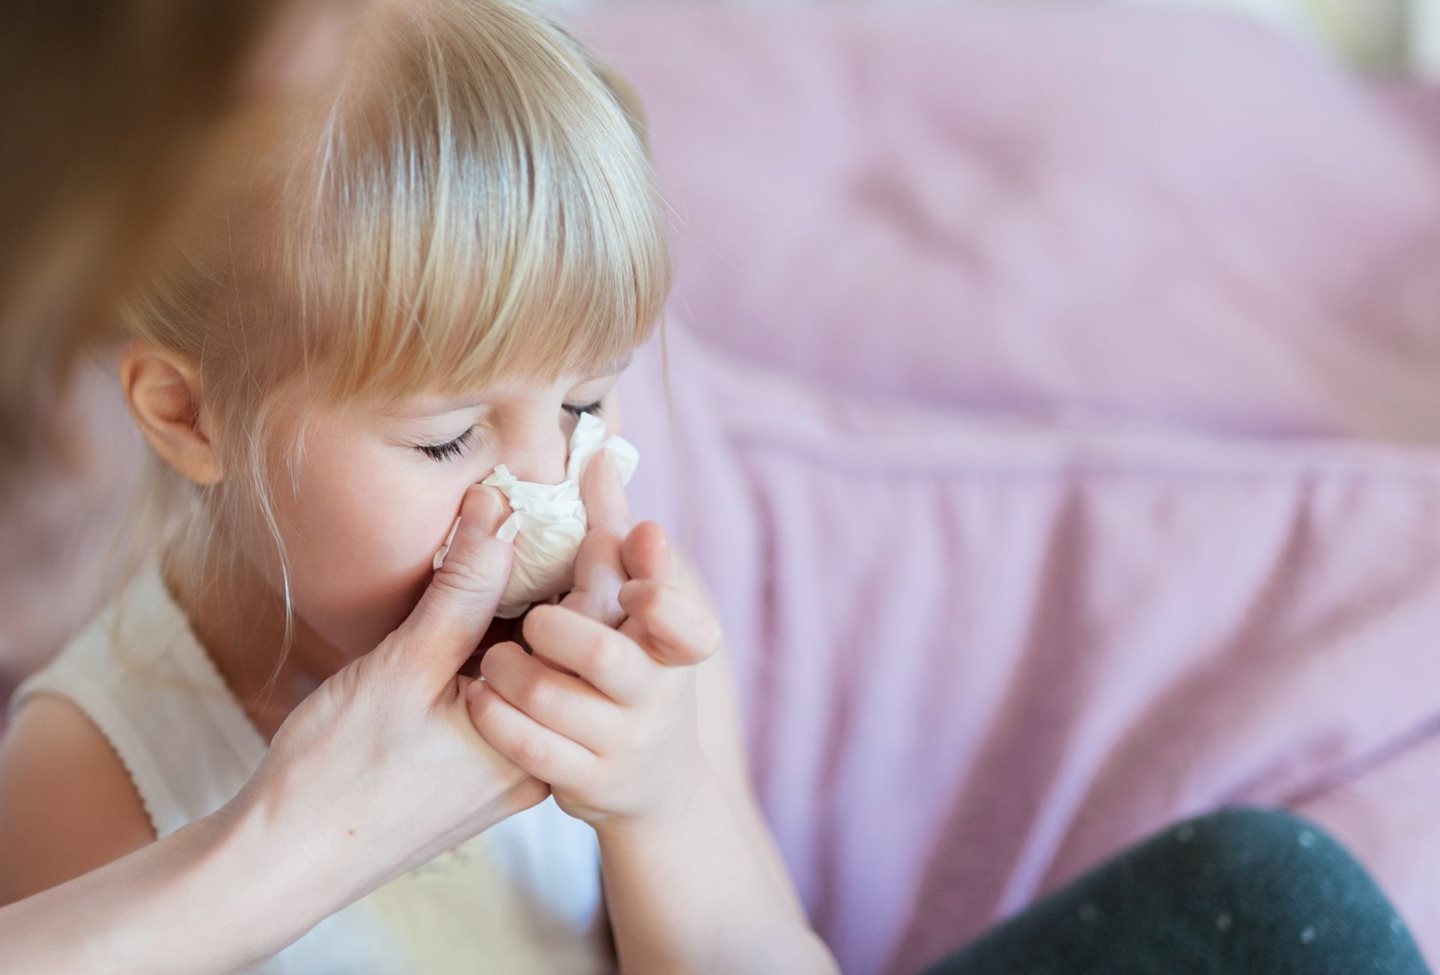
xmin=467 ymin=680 xmax=595 ymax=785
xmin=560 ymin=453 xmax=632 ymax=626
xmin=619 ymin=521 xmax=670 ymax=584
xmin=479 ymin=642 xmax=620 ymax=748
xmin=522 ymin=604 xmax=653 ymax=706
xmin=617 ymin=579 xmax=721 ymax=668
xmin=561 ymin=527 xmax=625 ymax=626
xmin=581 ymin=451 xmax=630 ymax=538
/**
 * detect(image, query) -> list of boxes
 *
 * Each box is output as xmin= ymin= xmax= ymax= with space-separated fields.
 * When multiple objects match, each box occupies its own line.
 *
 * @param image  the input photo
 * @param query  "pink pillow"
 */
xmin=583 ymin=6 xmax=1440 ymax=441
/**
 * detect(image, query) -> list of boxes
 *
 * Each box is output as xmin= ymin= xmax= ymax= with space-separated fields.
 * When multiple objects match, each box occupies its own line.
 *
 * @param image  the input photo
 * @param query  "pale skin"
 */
xmin=0 ymin=480 xmax=549 ymax=974
xmin=0 ymin=346 xmax=838 ymax=973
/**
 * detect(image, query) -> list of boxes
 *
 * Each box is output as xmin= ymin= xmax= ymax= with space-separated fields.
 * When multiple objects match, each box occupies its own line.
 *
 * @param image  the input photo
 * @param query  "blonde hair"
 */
xmin=118 ymin=0 xmax=671 ymax=641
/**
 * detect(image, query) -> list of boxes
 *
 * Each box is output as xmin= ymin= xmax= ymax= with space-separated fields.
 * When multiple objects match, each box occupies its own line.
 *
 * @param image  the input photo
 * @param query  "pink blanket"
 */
xmin=620 ymin=324 xmax=1440 ymax=973
xmin=588 ymin=6 xmax=1440 ymax=972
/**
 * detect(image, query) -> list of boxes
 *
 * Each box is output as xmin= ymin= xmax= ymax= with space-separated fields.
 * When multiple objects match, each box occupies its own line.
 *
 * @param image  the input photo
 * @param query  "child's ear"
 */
xmin=119 ymin=344 xmax=224 ymax=485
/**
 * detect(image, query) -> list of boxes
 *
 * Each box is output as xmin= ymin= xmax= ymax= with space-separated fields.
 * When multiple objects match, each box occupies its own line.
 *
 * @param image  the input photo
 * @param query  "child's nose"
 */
xmin=501 ymin=420 xmax=570 ymax=486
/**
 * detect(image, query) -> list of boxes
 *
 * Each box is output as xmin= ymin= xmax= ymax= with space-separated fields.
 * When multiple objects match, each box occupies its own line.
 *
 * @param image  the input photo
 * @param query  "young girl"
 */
xmin=0 ymin=1 xmax=837 ymax=971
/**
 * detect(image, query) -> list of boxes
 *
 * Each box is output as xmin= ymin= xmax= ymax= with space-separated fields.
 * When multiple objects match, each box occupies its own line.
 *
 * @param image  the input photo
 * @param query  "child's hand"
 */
xmin=557 ymin=450 xmax=718 ymax=667
xmin=467 ymin=456 xmax=723 ymax=827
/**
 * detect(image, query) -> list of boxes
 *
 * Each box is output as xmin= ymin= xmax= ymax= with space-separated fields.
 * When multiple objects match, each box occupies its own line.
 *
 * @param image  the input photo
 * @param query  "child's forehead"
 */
xmin=362 ymin=350 xmax=634 ymax=416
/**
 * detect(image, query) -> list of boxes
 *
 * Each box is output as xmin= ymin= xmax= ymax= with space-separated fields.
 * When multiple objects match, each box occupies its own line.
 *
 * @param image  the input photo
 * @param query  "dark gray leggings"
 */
xmin=921 ymin=808 xmax=1431 ymax=975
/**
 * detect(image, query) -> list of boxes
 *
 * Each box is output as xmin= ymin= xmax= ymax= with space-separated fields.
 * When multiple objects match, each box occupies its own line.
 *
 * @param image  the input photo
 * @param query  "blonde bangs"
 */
xmin=287 ymin=0 xmax=670 ymax=402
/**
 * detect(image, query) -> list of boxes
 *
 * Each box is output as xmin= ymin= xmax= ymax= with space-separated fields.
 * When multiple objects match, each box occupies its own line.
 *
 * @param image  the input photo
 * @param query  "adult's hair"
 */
xmin=0 ymin=0 xmax=284 ymax=468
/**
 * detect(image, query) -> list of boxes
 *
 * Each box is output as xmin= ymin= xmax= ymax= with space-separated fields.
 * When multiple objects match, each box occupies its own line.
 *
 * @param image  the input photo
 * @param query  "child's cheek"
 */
xmin=282 ymin=470 xmax=460 ymax=658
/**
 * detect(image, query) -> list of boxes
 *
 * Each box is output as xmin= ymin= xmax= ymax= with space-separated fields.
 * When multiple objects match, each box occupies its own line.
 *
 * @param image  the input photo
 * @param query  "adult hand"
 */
xmin=1 ymin=482 xmax=554 ymax=975
xmin=230 ymin=482 xmax=550 ymax=902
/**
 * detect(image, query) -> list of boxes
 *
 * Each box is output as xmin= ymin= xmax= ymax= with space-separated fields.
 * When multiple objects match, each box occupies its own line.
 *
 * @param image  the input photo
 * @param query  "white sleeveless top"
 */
xmin=13 ymin=571 xmax=615 ymax=975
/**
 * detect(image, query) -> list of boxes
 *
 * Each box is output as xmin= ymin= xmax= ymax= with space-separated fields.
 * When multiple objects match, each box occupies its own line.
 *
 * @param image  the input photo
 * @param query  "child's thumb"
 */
xmin=393 ymin=484 xmax=514 ymax=682
xmin=620 ymin=520 xmax=670 ymax=583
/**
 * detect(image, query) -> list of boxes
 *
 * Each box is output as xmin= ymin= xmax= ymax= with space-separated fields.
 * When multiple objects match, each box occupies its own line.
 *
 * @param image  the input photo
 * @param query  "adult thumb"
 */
xmin=392 ymin=483 xmax=514 ymax=682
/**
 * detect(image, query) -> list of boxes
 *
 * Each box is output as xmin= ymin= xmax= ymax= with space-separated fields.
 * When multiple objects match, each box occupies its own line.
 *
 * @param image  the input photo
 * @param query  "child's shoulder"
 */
xmin=0 ymin=692 xmax=154 ymax=906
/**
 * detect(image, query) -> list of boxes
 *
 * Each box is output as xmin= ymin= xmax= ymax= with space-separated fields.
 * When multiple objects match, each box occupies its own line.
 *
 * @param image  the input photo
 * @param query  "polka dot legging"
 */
xmin=920 ymin=808 xmax=1431 ymax=975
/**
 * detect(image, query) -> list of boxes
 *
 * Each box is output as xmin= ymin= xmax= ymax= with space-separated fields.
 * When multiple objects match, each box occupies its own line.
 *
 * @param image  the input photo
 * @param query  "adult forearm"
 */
xmin=596 ymin=771 xmax=838 ymax=975
xmin=0 ymin=800 xmax=349 ymax=974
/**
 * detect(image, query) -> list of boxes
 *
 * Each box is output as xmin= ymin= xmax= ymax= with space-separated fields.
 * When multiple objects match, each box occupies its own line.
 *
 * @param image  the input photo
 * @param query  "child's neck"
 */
xmin=163 ymin=547 xmax=350 ymax=742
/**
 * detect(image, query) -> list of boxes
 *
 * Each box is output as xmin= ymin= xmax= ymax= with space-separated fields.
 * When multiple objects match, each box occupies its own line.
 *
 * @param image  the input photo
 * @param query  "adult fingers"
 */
xmin=391 ymin=484 xmax=513 ymax=683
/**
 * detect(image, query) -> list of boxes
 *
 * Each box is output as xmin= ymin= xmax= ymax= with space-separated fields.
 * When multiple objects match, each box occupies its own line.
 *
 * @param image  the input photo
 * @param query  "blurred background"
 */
xmin=553 ymin=0 xmax=1440 ymax=75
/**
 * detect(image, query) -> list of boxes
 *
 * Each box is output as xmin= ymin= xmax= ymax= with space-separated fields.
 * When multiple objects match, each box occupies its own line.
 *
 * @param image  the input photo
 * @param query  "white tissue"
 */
xmin=431 ymin=412 xmax=638 ymax=619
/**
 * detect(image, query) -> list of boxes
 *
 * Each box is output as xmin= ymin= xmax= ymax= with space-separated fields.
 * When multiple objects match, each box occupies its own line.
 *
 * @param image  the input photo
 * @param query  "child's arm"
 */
xmin=0 ymin=694 xmax=157 ymax=907
xmin=0 ymin=723 xmax=341 ymax=974
xmin=471 ymin=531 xmax=838 ymax=974
xmin=0 ymin=697 xmax=417 ymax=973
xmin=596 ymin=568 xmax=837 ymax=975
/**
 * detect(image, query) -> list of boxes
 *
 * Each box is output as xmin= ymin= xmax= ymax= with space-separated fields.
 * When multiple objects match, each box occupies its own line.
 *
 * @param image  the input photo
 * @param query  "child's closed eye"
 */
xmin=416 ymin=401 xmax=605 ymax=463
xmin=418 ymin=426 xmax=478 ymax=463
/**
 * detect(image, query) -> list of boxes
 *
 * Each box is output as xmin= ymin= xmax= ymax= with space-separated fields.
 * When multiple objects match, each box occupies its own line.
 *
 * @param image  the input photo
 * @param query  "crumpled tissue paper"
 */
xmin=432 ymin=412 xmax=638 ymax=618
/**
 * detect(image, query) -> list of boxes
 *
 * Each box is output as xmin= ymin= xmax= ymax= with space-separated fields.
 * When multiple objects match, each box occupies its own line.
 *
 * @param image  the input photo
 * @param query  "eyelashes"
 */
xmin=418 ymin=426 xmax=477 ymax=463
xmin=416 ymin=401 xmax=605 ymax=463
